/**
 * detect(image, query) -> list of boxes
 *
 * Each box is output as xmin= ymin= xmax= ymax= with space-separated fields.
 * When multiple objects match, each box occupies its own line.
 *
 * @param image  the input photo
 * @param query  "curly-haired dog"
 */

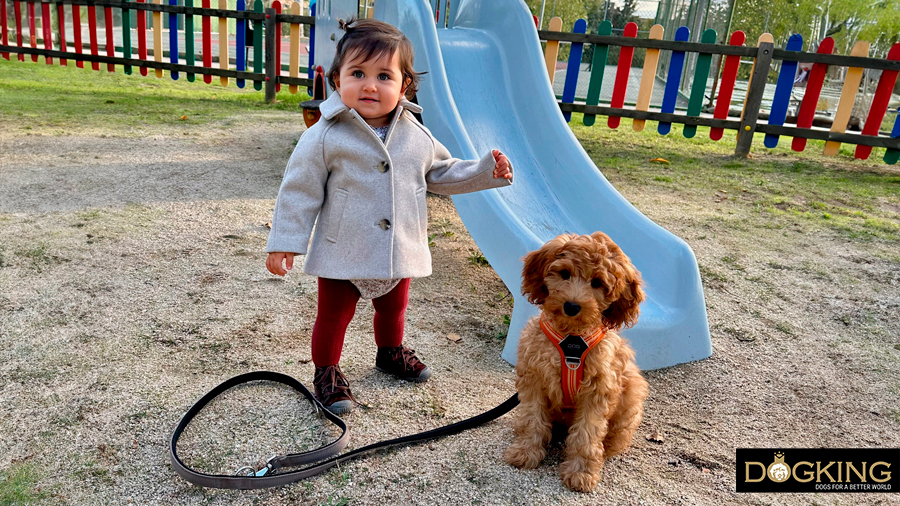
xmin=504 ymin=232 xmax=648 ymax=492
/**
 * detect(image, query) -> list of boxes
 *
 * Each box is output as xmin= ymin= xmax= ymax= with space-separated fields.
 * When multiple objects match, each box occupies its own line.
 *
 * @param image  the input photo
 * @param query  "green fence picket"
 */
xmin=185 ymin=0 xmax=195 ymax=82
xmin=583 ymin=20 xmax=611 ymax=127
xmin=683 ymin=28 xmax=717 ymax=138
xmin=253 ymin=0 xmax=263 ymax=90
xmin=121 ymin=4 xmax=131 ymax=74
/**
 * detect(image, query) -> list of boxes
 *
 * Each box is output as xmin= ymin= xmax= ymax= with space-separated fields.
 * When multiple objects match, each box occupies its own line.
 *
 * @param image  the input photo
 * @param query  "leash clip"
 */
xmin=234 ymin=455 xmax=278 ymax=478
xmin=255 ymin=455 xmax=280 ymax=477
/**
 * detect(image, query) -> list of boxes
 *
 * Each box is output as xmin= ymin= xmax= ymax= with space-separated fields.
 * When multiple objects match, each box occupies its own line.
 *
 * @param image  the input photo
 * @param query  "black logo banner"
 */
xmin=736 ymin=448 xmax=899 ymax=493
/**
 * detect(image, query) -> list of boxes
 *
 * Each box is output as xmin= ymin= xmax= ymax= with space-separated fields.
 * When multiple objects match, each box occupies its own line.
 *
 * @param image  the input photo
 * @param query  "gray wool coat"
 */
xmin=266 ymin=92 xmax=513 ymax=280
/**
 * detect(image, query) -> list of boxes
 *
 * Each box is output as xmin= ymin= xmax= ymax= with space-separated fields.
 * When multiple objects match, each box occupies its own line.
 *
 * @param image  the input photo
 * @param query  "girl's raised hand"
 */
xmin=492 ymin=150 xmax=513 ymax=179
xmin=267 ymin=252 xmax=294 ymax=276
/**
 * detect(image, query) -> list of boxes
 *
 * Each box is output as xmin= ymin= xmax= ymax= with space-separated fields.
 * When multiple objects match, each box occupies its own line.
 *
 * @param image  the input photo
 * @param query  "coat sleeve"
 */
xmin=424 ymin=137 xmax=513 ymax=196
xmin=266 ymin=125 xmax=329 ymax=254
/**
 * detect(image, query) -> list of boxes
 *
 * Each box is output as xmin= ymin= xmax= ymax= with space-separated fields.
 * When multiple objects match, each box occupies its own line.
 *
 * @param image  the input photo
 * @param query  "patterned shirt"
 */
xmin=350 ymin=123 xmax=401 ymax=299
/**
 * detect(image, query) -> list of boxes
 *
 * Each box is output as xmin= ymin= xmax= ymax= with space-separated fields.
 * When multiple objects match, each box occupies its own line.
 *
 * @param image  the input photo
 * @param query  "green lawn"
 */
xmin=570 ymin=113 xmax=900 ymax=244
xmin=0 ymin=56 xmax=311 ymax=132
xmin=2 ymin=56 xmax=898 ymax=245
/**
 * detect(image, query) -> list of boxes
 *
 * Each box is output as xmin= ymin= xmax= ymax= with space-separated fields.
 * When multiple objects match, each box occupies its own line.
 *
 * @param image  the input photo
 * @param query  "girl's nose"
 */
xmin=362 ymin=79 xmax=377 ymax=91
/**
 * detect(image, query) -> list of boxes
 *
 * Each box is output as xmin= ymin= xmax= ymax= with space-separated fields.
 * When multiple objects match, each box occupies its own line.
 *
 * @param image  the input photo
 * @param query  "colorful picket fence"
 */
xmin=0 ymin=0 xmax=315 ymax=101
xmin=539 ymin=18 xmax=900 ymax=164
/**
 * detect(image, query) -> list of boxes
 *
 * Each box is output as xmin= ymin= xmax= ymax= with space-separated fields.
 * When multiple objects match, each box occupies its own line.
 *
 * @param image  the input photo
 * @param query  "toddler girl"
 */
xmin=266 ymin=18 xmax=512 ymax=414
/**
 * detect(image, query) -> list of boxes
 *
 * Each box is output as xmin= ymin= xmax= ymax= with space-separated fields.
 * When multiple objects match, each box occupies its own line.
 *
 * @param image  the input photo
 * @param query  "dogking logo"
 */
xmin=737 ymin=448 xmax=899 ymax=493
xmin=767 ymin=452 xmax=790 ymax=483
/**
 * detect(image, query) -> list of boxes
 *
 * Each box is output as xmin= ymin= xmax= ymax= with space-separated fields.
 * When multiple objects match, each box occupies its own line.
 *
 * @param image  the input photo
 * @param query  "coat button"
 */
xmin=379 ymin=219 xmax=391 ymax=230
xmin=378 ymin=161 xmax=390 ymax=173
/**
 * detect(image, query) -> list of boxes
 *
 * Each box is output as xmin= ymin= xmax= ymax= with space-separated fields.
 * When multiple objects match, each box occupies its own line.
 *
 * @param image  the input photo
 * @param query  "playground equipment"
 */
xmin=368 ymin=0 xmax=711 ymax=369
xmin=4 ymin=0 xmax=900 ymax=368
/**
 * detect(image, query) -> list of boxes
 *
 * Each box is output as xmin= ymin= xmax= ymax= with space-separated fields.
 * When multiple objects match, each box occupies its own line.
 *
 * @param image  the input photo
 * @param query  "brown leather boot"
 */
xmin=313 ymin=364 xmax=356 ymax=414
xmin=375 ymin=345 xmax=432 ymax=383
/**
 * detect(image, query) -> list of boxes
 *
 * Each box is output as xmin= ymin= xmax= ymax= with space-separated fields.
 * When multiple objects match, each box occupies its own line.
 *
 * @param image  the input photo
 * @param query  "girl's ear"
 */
xmin=333 ymin=76 xmax=341 ymax=92
xmin=401 ymin=76 xmax=411 ymax=95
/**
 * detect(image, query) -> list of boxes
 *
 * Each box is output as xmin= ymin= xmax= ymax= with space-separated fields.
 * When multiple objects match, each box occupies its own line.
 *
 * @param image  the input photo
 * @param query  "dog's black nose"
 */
xmin=563 ymin=302 xmax=581 ymax=316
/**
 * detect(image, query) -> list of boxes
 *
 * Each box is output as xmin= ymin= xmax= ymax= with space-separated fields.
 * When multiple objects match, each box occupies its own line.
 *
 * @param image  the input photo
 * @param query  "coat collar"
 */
xmin=319 ymin=91 xmax=423 ymax=121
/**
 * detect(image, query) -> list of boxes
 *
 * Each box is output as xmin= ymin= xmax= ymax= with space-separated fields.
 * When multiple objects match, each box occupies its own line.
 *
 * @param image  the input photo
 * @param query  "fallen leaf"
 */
xmin=647 ymin=430 xmax=664 ymax=443
xmin=649 ymin=157 xmax=670 ymax=164
xmin=179 ymin=115 xmax=187 ymax=120
xmin=264 ymin=222 xmax=272 ymax=229
xmin=447 ymin=333 xmax=462 ymax=343
xmin=702 ymin=467 xmax=710 ymax=473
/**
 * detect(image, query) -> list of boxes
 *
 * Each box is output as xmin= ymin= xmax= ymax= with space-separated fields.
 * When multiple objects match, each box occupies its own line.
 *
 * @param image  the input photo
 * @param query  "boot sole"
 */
xmin=324 ymin=399 xmax=354 ymax=415
xmin=376 ymin=365 xmax=431 ymax=383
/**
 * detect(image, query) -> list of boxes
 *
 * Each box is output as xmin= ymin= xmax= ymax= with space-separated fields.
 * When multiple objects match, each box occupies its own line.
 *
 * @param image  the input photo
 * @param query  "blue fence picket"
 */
xmin=561 ymin=18 xmax=586 ymax=122
xmin=764 ymin=33 xmax=803 ymax=148
xmin=658 ymin=26 xmax=689 ymax=135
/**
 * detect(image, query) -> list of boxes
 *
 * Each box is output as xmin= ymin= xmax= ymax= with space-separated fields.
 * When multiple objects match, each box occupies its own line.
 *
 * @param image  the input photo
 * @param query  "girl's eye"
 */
xmin=559 ymin=270 xmax=570 ymax=280
xmin=352 ymin=70 xmax=364 ymax=78
xmin=378 ymin=73 xmax=391 ymax=81
xmin=591 ymin=278 xmax=602 ymax=289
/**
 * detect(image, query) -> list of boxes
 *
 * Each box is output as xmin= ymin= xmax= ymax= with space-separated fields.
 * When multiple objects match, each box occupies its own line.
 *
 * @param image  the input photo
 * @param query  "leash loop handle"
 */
xmin=170 ymin=370 xmax=518 ymax=489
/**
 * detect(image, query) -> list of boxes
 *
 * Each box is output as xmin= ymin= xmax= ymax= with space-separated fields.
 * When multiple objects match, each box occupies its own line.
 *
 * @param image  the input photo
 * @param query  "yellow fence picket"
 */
xmin=289 ymin=2 xmax=300 ymax=94
xmin=219 ymin=0 xmax=229 ymax=86
xmin=633 ymin=24 xmax=664 ymax=132
xmin=153 ymin=0 xmax=163 ymax=77
xmin=824 ymin=41 xmax=869 ymax=156
xmin=543 ymin=17 xmax=562 ymax=86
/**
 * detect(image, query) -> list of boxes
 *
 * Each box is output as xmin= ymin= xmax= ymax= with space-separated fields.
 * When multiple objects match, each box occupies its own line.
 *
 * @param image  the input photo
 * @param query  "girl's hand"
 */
xmin=267 ymin=252 xmax=294 ymax=276
xmin=492 ymin=150 xmax=513 ymax=179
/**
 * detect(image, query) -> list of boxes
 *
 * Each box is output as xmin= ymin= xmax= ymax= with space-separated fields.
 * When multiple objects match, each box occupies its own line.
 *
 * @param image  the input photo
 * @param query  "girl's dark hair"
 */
xmin=327 ymin=18 xmax=422 ymax=100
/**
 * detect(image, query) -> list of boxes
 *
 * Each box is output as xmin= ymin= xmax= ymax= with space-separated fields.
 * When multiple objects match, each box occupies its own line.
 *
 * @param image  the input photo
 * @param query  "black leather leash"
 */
xmin=169 ymin=371 xmax=519 ymax=489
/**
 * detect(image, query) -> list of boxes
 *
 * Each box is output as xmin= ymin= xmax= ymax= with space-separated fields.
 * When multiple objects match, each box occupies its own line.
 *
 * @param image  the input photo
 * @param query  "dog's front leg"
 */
xmin=559 ymin=394 xmax=608 ymax=492
xmin=504 ymin=376 xmax=552 ymax=469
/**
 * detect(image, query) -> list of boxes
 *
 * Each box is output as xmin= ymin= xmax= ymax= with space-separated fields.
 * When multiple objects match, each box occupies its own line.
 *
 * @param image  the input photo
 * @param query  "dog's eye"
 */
xmin=591 ymin=278 xmax=603 ymax=289
xmin=559 ymin=270 xmax=570 ymax=280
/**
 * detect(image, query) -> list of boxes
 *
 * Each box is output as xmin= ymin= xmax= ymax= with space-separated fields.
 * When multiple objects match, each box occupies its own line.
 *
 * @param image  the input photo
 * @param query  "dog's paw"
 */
xmin=559 ymin=459 xmax=600 ymax=492
xmin=504 ymin=444 xmax=545 ymax=469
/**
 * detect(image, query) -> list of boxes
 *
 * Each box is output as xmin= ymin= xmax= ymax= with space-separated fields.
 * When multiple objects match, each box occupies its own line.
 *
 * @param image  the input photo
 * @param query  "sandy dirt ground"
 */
xmin=1 ymin=112 xmax=899 ymax=505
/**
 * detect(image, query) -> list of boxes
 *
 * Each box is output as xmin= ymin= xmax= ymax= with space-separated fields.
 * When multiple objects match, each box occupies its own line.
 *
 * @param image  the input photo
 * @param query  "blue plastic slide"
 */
xmin=319 ymin=0 xmax=711 ymax=369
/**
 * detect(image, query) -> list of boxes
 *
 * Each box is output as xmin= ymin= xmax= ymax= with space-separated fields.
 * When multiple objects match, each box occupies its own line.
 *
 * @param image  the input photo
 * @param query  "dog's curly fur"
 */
xmin=504 ymin=232 xmax=649 ymax=492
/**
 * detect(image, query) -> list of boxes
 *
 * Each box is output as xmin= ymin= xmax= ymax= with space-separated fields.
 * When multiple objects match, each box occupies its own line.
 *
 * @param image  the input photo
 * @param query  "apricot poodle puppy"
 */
xmin=504 ymin=232 xmax=649 ymax=492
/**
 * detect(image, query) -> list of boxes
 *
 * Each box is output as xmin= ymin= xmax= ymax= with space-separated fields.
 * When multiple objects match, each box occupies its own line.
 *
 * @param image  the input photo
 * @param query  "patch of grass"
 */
xmin=568 ymin=112 xmax=900 ymax=243
xmin=0 ymin=57 xmax=310 ymax=134
xmin=15 ymin=244 xmax=56 ymax=271
xmin=467 ymin=251 xmax=489 ymax=266
xmin=0 ymin=464 xmax=46 ymax=506
xmin=698 ymin=264 xmax=729 ymax=284
xmin=775 ymin=322 xmax=795 ymax=336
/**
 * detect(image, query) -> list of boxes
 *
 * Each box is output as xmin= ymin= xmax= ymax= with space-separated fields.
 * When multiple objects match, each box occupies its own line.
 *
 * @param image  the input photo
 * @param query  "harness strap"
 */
xmin=540 ymin=313 xmax=607 ymax=408
xmin=170 ymin=371 xmax=518 ymax=489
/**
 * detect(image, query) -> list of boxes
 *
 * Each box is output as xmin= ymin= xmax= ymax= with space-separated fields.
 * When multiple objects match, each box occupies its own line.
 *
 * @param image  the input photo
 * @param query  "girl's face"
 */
xmin=334 ymin=49 xmax=408 ymax=128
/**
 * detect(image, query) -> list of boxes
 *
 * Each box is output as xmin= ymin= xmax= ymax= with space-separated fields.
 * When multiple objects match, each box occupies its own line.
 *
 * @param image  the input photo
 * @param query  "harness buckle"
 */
xmin=564 ymin=356 xmax=581 ymax=371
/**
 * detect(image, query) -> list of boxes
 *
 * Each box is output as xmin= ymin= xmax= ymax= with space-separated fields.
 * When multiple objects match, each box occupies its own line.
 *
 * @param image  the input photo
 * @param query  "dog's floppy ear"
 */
xmin=521 ymin=236 xmax=567 ymax=305
xmin=592 ymin=232 xmax=645 ymax=330
xmin=521 ymin=248 xmax=551 ymax=305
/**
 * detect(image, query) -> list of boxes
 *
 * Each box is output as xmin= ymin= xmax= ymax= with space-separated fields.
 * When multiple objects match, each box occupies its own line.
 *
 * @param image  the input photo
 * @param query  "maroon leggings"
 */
xmin=311 ymin=277 xmax=411 ymax=367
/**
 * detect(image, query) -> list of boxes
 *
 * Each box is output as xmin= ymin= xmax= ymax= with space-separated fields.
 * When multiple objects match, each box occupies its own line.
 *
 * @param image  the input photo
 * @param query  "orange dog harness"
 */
xmin=540 ymin=313 xmax=608 ymax=408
